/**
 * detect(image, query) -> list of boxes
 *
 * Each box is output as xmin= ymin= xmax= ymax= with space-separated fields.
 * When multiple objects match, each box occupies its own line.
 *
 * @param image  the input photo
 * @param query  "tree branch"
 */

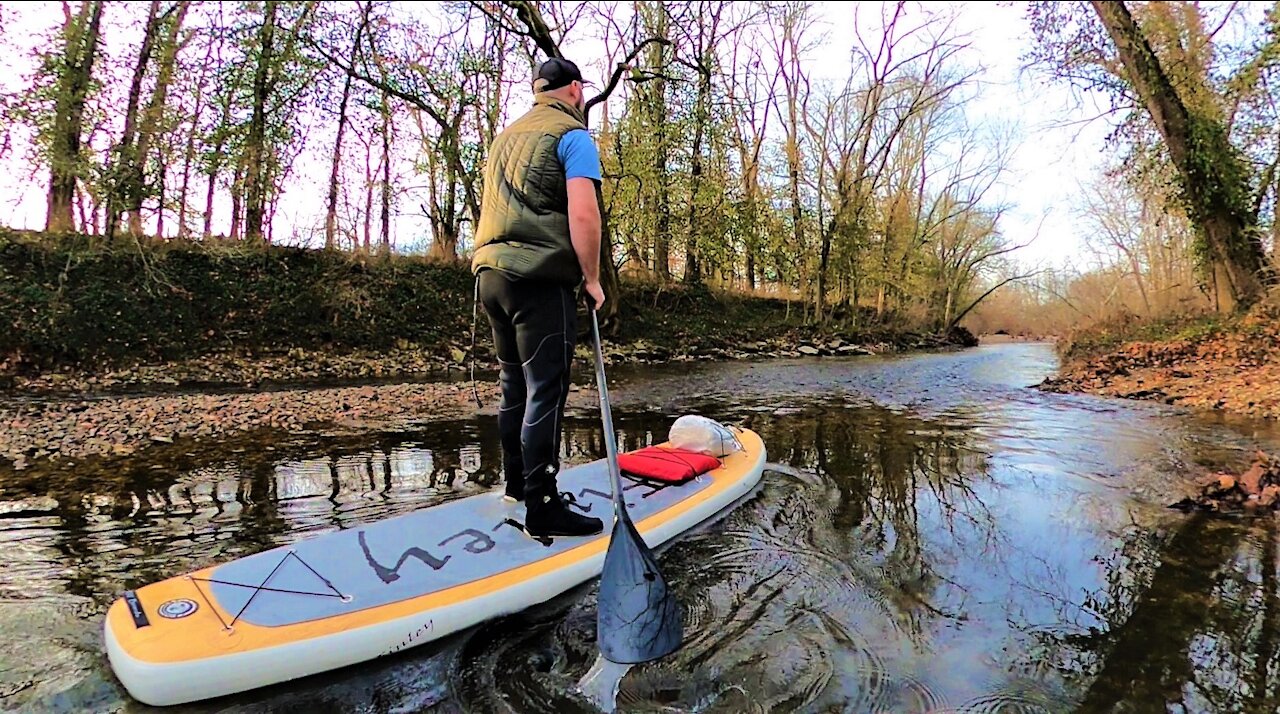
xmin=1251 ymin=139 xmax=1280 ymax=222
xmin=500 ymin=0 xmax=561 ymax=58
xmin=309 ymin=37 xmax=450 ymax=129
xmin=949 ymin=271 xmax=1045 ymax=331
xmin=467 ymin=0 xmax=527 ymax=37
xmin=584 ymin=36 xmax=671 ymax=121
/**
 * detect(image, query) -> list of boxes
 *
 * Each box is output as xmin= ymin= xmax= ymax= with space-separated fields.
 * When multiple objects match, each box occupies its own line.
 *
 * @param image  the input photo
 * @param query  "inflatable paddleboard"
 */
xmin=103 ymin=428 xmax=766 ymax=706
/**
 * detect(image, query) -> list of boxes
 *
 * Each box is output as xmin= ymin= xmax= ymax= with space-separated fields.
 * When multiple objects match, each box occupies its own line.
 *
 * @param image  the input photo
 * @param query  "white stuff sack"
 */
xmin=668 ymin=415 xmax=743 ymax=457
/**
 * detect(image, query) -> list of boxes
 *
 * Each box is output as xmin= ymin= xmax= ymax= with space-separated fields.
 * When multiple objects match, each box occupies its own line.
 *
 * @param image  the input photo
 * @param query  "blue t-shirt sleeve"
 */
xmin=557 ymin=129 xmax=602 ymax=183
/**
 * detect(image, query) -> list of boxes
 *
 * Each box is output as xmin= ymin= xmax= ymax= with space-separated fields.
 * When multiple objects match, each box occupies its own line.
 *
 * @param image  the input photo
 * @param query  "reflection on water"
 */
xmin=1 ymin=344 xmax=1279 ymax=712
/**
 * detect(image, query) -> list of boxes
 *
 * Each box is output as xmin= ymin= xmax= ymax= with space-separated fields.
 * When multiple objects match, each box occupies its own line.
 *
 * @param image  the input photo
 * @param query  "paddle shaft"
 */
xmin=589 ymin=306 xmax=684 ymax=665
xmin=588 ymin=309 xmax=627 ymax=519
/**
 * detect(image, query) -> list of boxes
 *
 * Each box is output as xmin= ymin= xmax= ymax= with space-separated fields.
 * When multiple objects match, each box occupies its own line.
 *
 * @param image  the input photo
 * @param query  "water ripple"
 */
xmin=3 ymin=344 xmax=1280 ymax=712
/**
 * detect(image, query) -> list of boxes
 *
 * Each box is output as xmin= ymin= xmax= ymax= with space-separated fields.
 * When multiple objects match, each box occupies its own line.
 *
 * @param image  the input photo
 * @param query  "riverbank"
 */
xmin=0 ymin=379 xmax=501 ymax=472
xmin=0 ymin=334 xmax=962 ymax=473
xmin=0 ymin=233 xmax=974 ymax=471
xmin=1 ymin=231 xmax=969 ymax=397
xmin=3 ymin=328 xmax=963 ymax=398
xmin=1037 ymin=303 xmax=1280 ymax=421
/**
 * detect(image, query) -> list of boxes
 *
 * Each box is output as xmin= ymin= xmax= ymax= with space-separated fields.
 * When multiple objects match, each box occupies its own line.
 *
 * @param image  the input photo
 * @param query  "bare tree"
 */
xmin=176 ymin=14 xmax=218 ymax=239
xmin=726 ymin=22 xmax=779 ymax=291
xmin=130 ymin=1 xmax=190 ymax=236
xmin=324 ymin=2 xmax=371 ymax=250
xmin=1027 ymin=0 xmax=1275 ymax=312
xmin=46 ymin=0 xmax=105 ymax=234
xmin=769 ymin=0 xmax=817 ymax=316
xmin=104 ymin=0 xmax=162 ymax=239
xmin=243 ymin=0 xmax=316 ymax=243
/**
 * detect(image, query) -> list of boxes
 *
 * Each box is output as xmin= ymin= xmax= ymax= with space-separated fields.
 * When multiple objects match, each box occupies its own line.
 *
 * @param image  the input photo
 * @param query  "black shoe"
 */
xmin=503 ymin=481 xmax=524 ymax=503
xmin=525 ymin=492 xmax=604 ymax=537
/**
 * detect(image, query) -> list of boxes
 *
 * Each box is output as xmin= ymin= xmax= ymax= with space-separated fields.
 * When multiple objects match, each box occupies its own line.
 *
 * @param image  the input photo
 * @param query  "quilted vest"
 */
xmin=471 ymin=94 xmax=590 ymax=285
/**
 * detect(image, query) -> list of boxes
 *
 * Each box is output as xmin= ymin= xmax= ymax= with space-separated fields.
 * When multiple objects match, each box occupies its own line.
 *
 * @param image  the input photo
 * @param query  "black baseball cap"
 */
xmin=533 ymin=57 xmax=592 ymax=92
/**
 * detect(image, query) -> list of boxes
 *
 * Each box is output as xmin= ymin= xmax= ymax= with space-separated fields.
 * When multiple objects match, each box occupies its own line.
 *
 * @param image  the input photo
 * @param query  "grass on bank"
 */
xmin=1 ymin=227 xmax=976 ymax=382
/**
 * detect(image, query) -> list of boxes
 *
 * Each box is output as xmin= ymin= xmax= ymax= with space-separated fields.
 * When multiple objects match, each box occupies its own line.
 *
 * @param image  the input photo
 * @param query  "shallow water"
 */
xmin=3 ymin=343 xmax=1280 ymax=713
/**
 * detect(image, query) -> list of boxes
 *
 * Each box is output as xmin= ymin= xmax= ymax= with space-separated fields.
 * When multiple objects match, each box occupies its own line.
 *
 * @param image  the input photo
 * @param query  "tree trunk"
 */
xmin=177 ymin=109 xmax=199 ymax=238
xmin=421 ymin=113 xmax=459 ymax=261
xmin=742 ymin=154 xmax=763 ymax=292
xmin=851 ymin=261 xmax=861 ymax=325
xmin=75 ymin=184 xmax=91 ymax=235
xmin=323 ymin=68 xmax=352 ymax=249
xmin=379 ymin=89 xmax=392 ymax=256
xmin=653 ymin=110 xmax=671 ymax=280
xmin=646 ymin=12 xmax=671 ymax=282
xmin=597 ymin=182 xmax=622 ymax=329
xmin=817 ymin=218 xmax=832 ymax=322
xmin=129 ymin=1 xmax=190 ymax=237
xmin=1089 ymin=0 xmax=1268 ymax=311
xmin=46 ymin=0 xmax=105 ymax=234
xmin=1119 ymin=244 xmax=1152 ymax=315
xmin=727 ymin=66 xmax=763 ymax=293
xmin=243 ymin=0 xmax=277 ymax=243
xmin=427 ymin=227 xmax=458 ymax=261
xmin=683 ymin=58 xmax=714 ymax=285
xmin=684 ymin=127 xmax=704 ymax=284
xmin=203 ymin=132 xmax=226 ymax=239
xmin=875 ymin=225 xmax=893 ymax=319
xmin=266 ymin=189 xmax=277 ymax=244
xmin=229 ymin=156 xmax=244 ymax=241
xmin=786 ymin=93 xmax=804 ymax=315
xmin=105 ymin=0 xmax=159 ymax=239
xmin=363 ymin=141 xmax=374 ymax=252
xmin=325 ymin=4 xmax=367 ymax=250
xmin=156 ymin=152 xmax=166 ymax=238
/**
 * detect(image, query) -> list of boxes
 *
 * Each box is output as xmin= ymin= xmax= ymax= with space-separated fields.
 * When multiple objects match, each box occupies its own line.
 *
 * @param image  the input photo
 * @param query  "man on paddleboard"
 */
xmin=471 ymin=57 xmax=606 ymax=538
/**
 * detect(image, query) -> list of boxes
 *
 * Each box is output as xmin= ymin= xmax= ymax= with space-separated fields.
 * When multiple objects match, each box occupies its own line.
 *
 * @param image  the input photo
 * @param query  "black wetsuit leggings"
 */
xmin=478 ymin=269 xmax=577 ymax=499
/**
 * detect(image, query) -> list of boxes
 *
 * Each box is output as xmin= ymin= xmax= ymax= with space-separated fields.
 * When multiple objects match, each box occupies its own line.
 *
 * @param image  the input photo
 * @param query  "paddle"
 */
xmin=588 ymin=307 xmax=683 ymax=664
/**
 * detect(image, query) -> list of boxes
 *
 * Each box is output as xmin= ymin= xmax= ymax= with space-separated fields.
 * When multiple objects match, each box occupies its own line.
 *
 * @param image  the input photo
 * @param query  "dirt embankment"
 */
xmin=1 ymin=231 xmax=971 ymax=396
xmin=1037 ymin=305 xmax=1280 ymax=421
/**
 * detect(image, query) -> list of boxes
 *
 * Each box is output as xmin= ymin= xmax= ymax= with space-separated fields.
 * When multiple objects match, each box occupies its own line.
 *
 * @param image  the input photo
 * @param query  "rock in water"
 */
xmin=798 ymin=346 xmax=820 ymax=356
xmin=1174 ymin=453 xmax=1280 ymax=514
xmin=1261 ymin=485 xmax=1280 ymax=508
xmin=1241 ymin=462 xmax=1267 ymax=495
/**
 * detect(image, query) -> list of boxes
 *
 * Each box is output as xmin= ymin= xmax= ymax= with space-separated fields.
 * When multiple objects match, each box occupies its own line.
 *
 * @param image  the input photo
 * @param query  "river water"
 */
xmin=3 ymin=343 xmax=1280 ymax=713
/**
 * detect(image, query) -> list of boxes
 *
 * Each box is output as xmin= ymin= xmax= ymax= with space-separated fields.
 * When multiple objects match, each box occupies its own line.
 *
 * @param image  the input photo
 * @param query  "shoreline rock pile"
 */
xmin=1170 ymin=451 xmax=1280 ymax=514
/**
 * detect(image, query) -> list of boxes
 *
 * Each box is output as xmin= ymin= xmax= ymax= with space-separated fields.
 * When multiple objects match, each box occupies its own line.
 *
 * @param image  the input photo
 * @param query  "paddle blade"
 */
xmin=597 ymin=511 xmax=683 ymax=664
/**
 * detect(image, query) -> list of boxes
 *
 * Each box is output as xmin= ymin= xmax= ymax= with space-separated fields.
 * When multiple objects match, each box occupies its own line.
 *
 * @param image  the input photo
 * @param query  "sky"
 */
xmin=553 ymin=0 xmax=1122 ymax=273
xmin=0 ymin=1 xmax=1122 ymax=273
xmin=804 ymin=0 xmax=1118 ymax=273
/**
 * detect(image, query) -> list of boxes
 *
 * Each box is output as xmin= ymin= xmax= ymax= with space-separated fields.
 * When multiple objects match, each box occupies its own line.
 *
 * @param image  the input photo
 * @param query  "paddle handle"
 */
xmin=589 ymin=308 xmax=626 ymax=518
